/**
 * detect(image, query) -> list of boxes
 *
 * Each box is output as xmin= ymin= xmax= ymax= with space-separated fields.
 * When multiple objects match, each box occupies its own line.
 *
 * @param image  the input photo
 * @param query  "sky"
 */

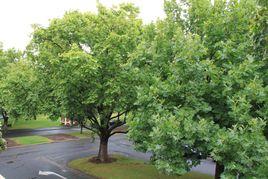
xmin=0 ymin=0 xmax=165 ymax=50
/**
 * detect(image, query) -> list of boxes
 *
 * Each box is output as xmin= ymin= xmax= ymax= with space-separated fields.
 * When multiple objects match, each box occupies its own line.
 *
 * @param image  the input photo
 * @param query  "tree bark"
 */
xmin=1 ymin=111 xmax=9 ymax=134
xmin=98 ymin=135 xmax=109 ymax=162
xmin=3 ymin=117 xmax=8 ymax=127
xmin=80 ymin=124 xmax=83 ymax=134
xmin=215 ymin=162 xmax=224 ymax=179
xmin=33 ymin=114 xmax=37 ymax=120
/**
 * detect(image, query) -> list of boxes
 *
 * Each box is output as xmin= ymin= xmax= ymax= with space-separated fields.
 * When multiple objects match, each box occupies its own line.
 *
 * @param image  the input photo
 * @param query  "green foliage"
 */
xmin=0 ymin=122 xmax=7 ymax=151
xmin=210 ymin=119 xmax=268 ymax=178
xmin=129 ymin=0 xmax=268 ymax=178
xmin=28 ymin=3 xmax=142 ymax=152
xmin=0 ymin=47 xmax=21 ymax=70
xmin=0 ymin=61 xmax=40 ymax=120
xmin=0 ymin=0 xmax=265 ymax=177
xmin=0 ymin=46 xmax=32 ymax=132
xmin=0 ymin=47 xmax=22 ymax=110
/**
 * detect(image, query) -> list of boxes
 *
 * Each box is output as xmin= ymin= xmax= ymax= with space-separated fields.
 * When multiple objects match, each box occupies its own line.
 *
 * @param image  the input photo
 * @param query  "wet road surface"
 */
xmin=0 ymin=134 xmax=215 ymax=179
xmin=4 ymin=127 xmax=80 ymax=138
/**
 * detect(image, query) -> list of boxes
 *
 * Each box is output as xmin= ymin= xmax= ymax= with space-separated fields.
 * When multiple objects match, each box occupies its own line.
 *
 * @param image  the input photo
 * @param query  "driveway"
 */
xmin=0 ymin=134 xmax=215 ymax=179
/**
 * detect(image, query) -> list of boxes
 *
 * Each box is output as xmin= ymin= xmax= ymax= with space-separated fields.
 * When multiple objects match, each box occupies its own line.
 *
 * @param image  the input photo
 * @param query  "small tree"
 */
xmin=28 ymin=4 xmax=141 ymax=162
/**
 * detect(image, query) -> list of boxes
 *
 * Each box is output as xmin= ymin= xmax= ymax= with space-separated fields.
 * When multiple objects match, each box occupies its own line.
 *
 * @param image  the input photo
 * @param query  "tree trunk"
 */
xmin=2 ymin=118 xmax=8 ymax=133
xmin=98 ymin=135 xmax=109 ymax=162
xmin=80 ymin=124 xmax=83 ymax=134
xmin=1 ymin=112 xmax=8 ymax=134
xmin=215 ymin=162 xmax=224 ymax=179
xmin=33 ymin=114 xmax=37 ymax=120
xmin=3 ymin=117 xmax=8 ymax=127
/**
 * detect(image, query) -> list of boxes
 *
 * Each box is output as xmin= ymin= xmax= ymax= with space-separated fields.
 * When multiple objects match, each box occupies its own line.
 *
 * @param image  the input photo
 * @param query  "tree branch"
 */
xmin=108 ymin=120 xmax=126 ymax=133
xmin=209 ymin=50 xmax=216 ymax=61
xmin=86 ymin=107 xmax=101 ymax=127
xmin=43 ymin=37 xmax=64 ymax=50
xmin=90 ymin=115 xmax=99 ymax=125
xmin=83 ymin=124 xmax=100 ymax=135
xmin=110 ymin=111 xmax=127 ymax=120
xmin=110 ymin=130 xmax=129 ymax=137
xmin=87 ymin=116 xmax=101 ymax=129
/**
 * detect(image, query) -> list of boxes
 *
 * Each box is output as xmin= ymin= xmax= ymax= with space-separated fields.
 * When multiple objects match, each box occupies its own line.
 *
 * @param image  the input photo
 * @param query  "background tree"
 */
xmin=129 ymin=0 xmax=268 ymax=178
xmin=27 ymin=3 xmax=142 ymax=162
xmin=0 ymin=61 xmax=40 ymax=122
xmin=0 ymin=45 xmax=22 ymax=131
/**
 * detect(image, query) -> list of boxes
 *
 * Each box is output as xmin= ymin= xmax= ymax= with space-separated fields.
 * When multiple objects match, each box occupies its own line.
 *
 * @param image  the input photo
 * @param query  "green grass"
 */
xmin=12 ymin=135 xmax=52 ymax=145
xmin=68 ymin=155 xmax=213 ymax=179
xmin=10 ymin=115 xmax=60 ymax=130
xmin=69 ymin=131 xmax=94 ymax=138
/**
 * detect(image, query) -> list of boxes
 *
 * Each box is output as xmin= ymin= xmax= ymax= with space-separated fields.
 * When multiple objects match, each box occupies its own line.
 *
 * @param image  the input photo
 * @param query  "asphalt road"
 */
xmin=0 ymin=131 xmax=215 ymax=179
xmin=4 ymin=127 xmax=80 ymax=138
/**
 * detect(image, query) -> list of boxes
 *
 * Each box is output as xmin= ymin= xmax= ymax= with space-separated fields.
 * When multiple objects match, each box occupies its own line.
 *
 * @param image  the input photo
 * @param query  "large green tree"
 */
xmin=28 ymin=4 xmax=141 ymax=162
xmin=129 ymin=0 xmax=268 ymax=178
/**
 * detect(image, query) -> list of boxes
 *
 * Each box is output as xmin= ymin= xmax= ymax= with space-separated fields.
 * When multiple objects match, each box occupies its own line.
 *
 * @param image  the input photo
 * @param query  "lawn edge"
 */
xmin=6 ymin=134 xmax=91 ymax=148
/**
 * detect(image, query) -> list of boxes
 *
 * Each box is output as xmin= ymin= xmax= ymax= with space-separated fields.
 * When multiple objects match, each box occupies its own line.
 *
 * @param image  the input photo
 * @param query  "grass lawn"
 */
xmin=11 ymin=135 xmax=52 ymax=145
xmin=68 ymin=155 xmax=213 ymax=179
xmin=69 ymin=131 xmax=93 ymax=138
xmin=10 ymin=115 xmax=60 ymax=130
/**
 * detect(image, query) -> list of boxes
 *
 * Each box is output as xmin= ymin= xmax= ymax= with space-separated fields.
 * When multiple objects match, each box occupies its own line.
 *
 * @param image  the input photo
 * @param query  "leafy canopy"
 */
xmin=129 ymin=0 xmax=268 ymax=178
xmin=28 ymin=3 xmax=142 ymax=144
xmin=0 ymin=46 xmax=37 ymax=124
xmin=0 ymin=61 xmax=39 ymax=120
